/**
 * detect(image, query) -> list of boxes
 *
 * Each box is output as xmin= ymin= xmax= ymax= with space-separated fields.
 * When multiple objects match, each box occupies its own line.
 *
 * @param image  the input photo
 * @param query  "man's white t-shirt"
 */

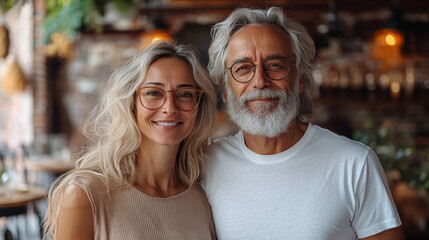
xmin=201 ymin=123 xmax=401 ymax=240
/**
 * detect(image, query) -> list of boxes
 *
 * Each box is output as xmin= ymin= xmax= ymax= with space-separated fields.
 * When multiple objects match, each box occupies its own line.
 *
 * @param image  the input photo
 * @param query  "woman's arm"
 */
xmin=55 ymin=184 xmax=94 ymax=240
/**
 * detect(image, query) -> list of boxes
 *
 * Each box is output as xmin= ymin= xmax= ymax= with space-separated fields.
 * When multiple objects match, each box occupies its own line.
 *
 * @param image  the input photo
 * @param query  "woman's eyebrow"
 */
xmin=143 ymin=82 xmax=164 ymax=86
xmin=142 ymin=82 xmax=196 ymax=88
xmin=177 ymin=84 xmax=196 ymax=88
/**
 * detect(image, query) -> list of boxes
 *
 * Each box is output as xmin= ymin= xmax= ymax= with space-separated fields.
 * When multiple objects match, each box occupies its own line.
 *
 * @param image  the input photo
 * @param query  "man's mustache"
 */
xmin=239 ymin=88 xmax=285 ymax=104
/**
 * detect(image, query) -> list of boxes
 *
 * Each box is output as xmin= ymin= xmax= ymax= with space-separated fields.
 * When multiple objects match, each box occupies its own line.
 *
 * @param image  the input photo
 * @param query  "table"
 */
xmin=25 ymin=158 xmax=74 ymax=174
xmin=0 ymin=185 xmax=45 ymax=217
xmin=0 ymin=185 xmax=46 ymax=239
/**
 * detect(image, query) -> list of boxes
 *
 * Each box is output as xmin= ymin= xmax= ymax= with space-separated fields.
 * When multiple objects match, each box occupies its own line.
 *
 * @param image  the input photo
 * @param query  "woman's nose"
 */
xmin=161 ymin=93 xmax=179 ymax=114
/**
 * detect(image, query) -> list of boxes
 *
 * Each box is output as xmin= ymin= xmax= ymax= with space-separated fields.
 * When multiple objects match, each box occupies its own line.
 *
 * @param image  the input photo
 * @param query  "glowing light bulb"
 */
xmin=152 ymin=37 xmax=163 ymax=44
xmin=141 ymin=30 xmax=172 ymax=47
xmin=385 ymin=34 xmax=397 ymax=46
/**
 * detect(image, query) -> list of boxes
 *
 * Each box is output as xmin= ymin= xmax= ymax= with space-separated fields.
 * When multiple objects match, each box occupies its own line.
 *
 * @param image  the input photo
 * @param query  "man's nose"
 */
xmin=250 ymin=66 xmax=271 ymax=89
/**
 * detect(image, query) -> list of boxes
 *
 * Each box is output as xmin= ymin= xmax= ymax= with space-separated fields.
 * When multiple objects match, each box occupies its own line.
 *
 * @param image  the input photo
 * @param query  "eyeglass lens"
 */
xmin=230 ymin=58 xmax=291 ymax=83
xmin=139 ymin=87 xmax=201 ymax=111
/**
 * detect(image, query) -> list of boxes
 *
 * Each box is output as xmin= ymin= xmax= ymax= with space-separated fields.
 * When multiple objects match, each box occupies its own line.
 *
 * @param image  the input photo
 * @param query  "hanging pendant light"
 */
xmin=140 ymin=14 xmax=172 ymax=48
xmin=374 ymin=0 xmax=404 ymax=49
xmin=372 ymin=0 xmax=406 ymax=99
xmin=372 ymin=2 xmax=405 ymax=69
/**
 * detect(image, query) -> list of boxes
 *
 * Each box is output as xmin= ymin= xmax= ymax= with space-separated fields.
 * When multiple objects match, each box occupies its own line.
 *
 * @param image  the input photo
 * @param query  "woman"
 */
xmin=43 ymin=41 xmax=217 ymax=239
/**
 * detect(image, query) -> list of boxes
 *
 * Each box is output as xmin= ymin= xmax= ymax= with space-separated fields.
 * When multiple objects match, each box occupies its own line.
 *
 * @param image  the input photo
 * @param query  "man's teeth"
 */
xmin=156 ymin=122 xmax=179 ymax=126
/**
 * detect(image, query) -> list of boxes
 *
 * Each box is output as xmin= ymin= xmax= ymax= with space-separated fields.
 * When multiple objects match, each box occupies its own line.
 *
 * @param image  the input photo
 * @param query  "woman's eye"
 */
xmin=177 ymin=91 xmax=194 ymax=99
xmin=144 ymin=89 xmax=164 ymax=97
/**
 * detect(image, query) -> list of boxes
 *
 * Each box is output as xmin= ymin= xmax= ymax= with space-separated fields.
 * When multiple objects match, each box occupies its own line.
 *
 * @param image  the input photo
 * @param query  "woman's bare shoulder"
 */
xmin=56 ymin=184 xmax=94 ymax=239
xmin=61 ymin=184 xmax=92 ymax=208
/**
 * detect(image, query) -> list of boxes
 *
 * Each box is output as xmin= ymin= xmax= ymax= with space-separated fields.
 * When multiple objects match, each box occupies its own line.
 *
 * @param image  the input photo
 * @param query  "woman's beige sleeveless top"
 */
xmin=72 ymin=178 xmax=216 ymax=240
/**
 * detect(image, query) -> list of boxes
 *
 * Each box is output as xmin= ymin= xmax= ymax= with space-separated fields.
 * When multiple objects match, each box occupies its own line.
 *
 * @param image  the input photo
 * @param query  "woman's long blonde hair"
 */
xmin=43 ymin=41 xmax=217 ymax=237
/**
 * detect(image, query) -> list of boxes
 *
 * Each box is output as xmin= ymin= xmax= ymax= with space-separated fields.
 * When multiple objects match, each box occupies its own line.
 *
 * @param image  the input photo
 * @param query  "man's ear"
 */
xmin=221 ymin=81 xmax=227 ymax=101
xmin=299 ymin=74 xmax=305 ymax=94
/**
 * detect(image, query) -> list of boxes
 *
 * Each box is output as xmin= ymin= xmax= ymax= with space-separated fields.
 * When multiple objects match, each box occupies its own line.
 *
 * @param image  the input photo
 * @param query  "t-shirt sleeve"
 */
xmin=352 ymin=149 xmax=402 ymax=238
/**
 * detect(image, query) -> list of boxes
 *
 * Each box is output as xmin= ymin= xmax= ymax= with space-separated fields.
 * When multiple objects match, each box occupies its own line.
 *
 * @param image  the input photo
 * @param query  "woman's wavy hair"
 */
xmin=44 ymin=41 xmax=216 ymax=237
xmin=208 ymin=6 xmax=318 ymax=122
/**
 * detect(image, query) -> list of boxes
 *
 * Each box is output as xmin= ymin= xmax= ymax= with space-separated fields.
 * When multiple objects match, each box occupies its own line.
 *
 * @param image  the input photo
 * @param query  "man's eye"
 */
xmin=267 ymin=63 xmax=280 ymax=67
xmin=233 ymin=63 xmax=253 ymax=74
xmin=265 ymin=60 xmax=287 ymax=71
xmin=237 ymin=65 xmax=250 ymax=71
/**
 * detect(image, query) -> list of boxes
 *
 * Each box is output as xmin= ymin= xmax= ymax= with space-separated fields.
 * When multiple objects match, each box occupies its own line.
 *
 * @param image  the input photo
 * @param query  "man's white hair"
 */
xmin=208 ymin=7 xmax=318 ymax=122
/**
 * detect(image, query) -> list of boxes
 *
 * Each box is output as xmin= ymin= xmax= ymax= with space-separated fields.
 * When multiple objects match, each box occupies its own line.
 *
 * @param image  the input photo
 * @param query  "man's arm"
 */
xmin=360 ymin=227 xmax=404 ymax=240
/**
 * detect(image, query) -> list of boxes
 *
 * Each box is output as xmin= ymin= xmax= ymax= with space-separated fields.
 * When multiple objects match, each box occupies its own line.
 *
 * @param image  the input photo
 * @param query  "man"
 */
xmin=201 ymin=7 xmax=403 ymax=240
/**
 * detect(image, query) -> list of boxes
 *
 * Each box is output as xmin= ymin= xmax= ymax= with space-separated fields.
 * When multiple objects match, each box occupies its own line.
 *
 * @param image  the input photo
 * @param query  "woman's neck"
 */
xmin=134 ymin=142 xmax=186 ymax=197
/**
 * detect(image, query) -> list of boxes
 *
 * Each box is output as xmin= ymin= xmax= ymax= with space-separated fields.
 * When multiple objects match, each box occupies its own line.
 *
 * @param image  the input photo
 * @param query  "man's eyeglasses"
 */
xmin=227 ymin=57 xmax=295 ymax=83
xmin=136 ymin=87 xmax=204 ymax=111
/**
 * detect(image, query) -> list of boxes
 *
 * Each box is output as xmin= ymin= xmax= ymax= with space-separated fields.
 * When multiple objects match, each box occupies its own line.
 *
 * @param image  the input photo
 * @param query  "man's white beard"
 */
xmin=225 ymin=78 xmax=300 ymax=138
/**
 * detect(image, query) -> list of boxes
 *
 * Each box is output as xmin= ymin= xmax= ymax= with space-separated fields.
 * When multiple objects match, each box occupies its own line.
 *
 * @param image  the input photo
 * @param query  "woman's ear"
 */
xmin=132 ymin=94 xmax=138 ymax=115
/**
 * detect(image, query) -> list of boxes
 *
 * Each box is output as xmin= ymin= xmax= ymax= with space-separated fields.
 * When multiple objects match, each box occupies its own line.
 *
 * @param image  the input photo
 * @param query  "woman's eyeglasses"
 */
xmin=136 ymin=87 xmax=204 ymax=111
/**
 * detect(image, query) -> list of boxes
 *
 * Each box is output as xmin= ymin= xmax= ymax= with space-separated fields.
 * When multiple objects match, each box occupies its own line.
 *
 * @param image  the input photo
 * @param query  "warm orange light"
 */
xmin=151 ymin=35 xmax=170 ymax=44
xmin=391 ymin=81 xmax=400 ymax=93
xmin=141 ymin=29 xmax=172 ymax=48
xmin=385 ymin=34 xmax=397 ymax=46
xmin=372 ymin=28 xmax=404 ymax=67
xmin=390 ymin=81 xmax=401 ymax=99
xmin=374 ymin=29 xmax=404 ymax=47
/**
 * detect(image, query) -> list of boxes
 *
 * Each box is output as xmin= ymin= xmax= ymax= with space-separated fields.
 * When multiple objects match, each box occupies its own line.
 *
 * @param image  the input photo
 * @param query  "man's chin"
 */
xmin=246 ymin=101 xmax=277 ymax=115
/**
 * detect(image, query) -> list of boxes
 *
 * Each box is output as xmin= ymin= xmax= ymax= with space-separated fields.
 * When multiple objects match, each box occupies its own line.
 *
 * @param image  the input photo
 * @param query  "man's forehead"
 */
xmin=225 ymin=24 xmax=294 ymax=63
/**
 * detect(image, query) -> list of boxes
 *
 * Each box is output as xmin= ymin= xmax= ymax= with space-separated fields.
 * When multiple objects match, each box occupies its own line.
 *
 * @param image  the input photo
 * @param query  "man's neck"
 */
xmin=242 ymin=119 xmax=308 ymax=155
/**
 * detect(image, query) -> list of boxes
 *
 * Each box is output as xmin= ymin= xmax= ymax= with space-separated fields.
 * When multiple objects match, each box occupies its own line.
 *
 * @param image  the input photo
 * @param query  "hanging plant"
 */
xmin=43 ymin=0 xmax=149 ymax=45
xmin=43 ymin=0 xmax=88 ymax=45
xmin=0 ymin=0 xmax=15 ymax=12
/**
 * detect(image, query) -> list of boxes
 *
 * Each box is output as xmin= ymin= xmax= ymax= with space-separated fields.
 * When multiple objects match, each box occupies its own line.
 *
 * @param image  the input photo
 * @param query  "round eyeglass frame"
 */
xmin=136 ymin=86 xmax=204 ymax=112
xmin=226 ymin=58 xmax=296 ymax=83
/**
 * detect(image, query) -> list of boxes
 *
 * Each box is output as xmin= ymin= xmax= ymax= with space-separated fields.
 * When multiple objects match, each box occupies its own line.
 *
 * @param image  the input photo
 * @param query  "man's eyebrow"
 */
xmin=266 ymin=54 xmax=287 ymax=60
xmin=231 ymin=57 xmax=251 ymax=65
xmin=230 ymin=55 xmax=288 ymax=66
